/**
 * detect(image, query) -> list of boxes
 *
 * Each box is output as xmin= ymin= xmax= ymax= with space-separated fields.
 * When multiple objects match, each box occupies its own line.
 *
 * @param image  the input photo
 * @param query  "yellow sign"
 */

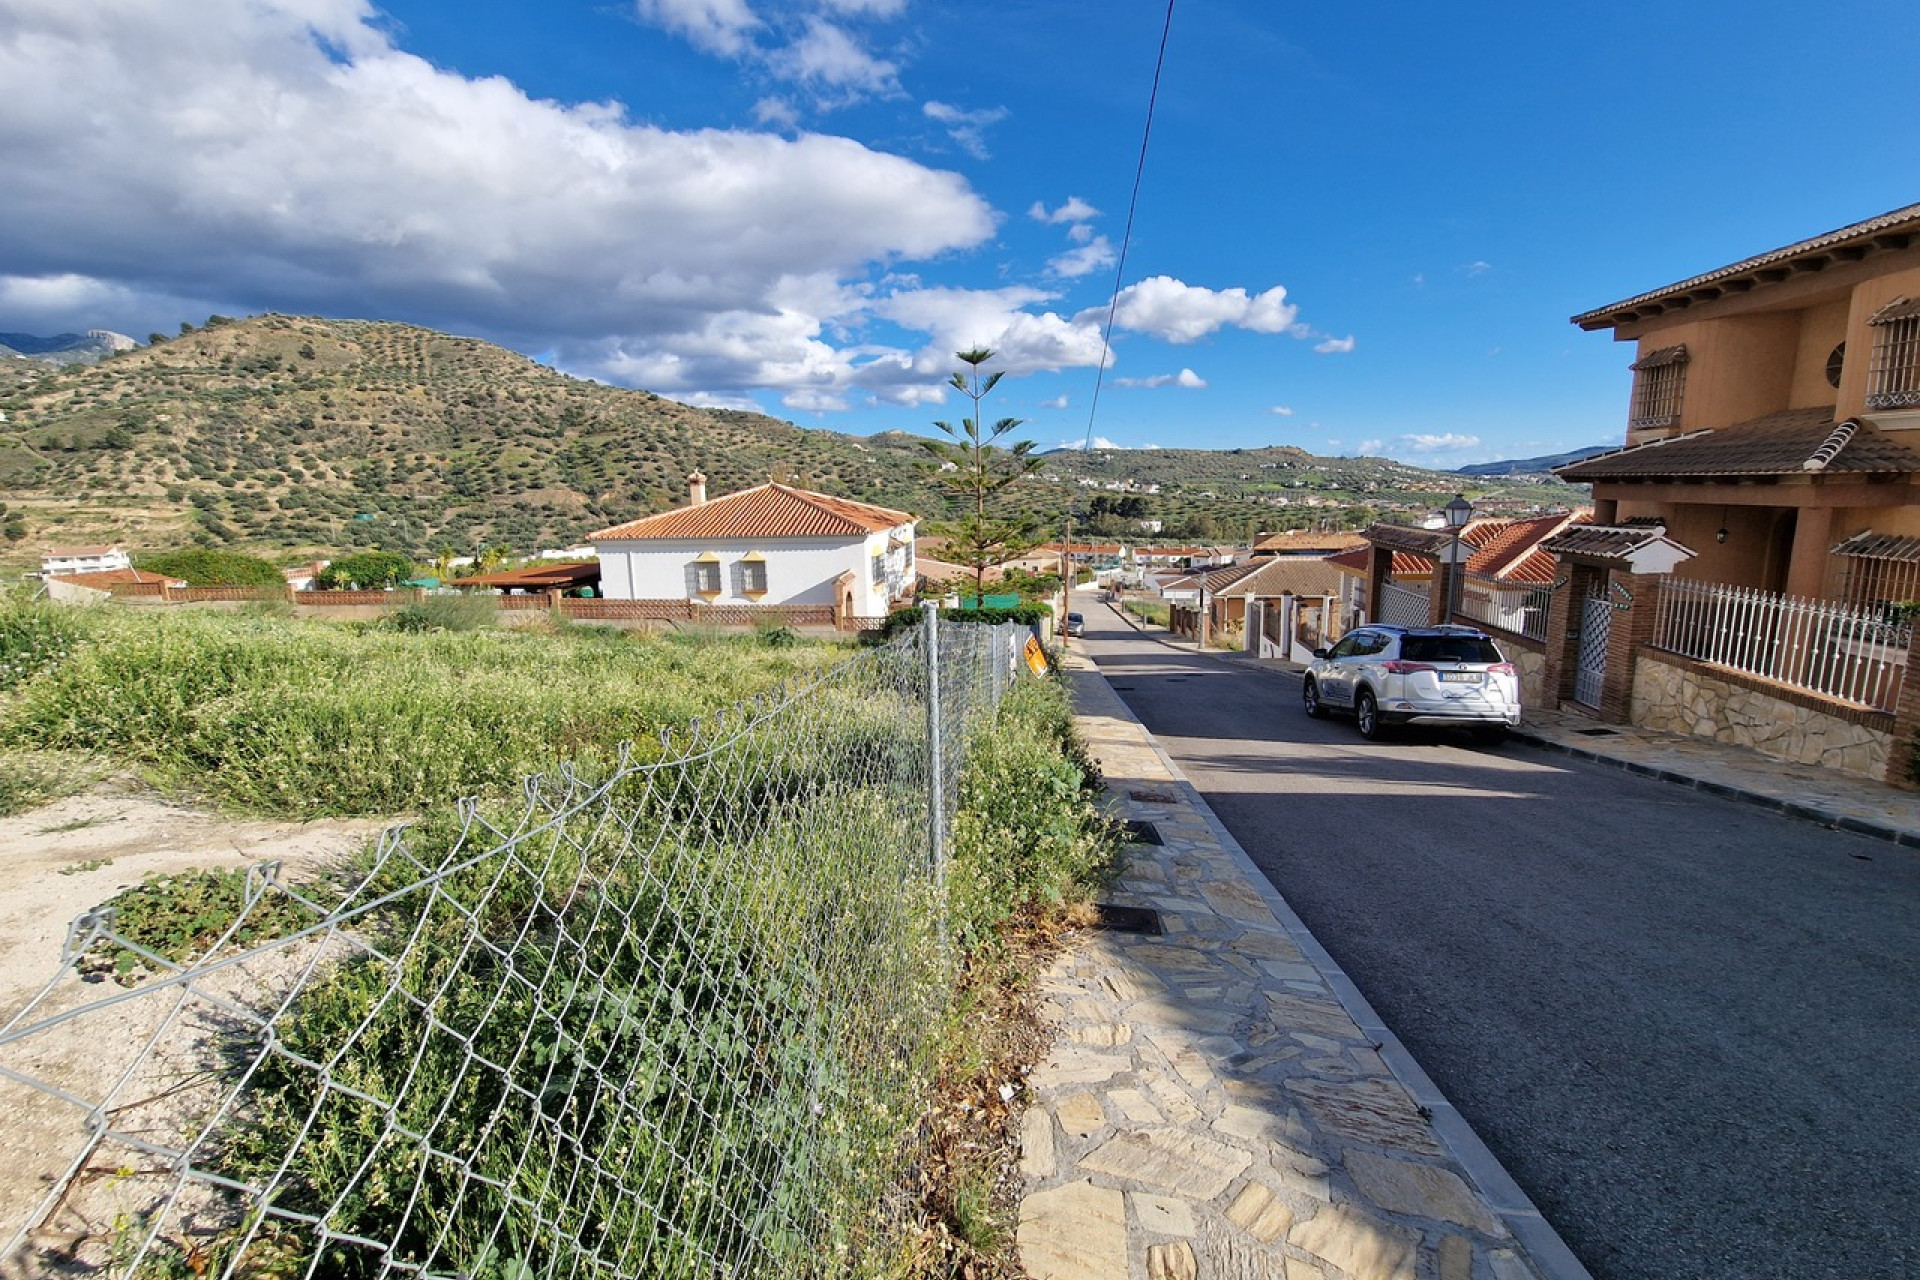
xmin=1023 ymin=634 xmax=1050 ymax=677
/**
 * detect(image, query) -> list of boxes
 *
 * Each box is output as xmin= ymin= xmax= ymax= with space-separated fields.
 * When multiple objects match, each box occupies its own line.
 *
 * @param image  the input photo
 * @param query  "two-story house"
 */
xmin=1560 ymin=201 xmax=1920 ymax=609
xmin=589 ymin=473 xmax=918 ymax=620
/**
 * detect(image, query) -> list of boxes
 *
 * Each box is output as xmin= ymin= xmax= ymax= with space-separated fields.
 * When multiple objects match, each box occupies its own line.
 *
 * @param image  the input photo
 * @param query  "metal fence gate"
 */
xmin=1575 ymin=592 xmax=1612 ymax=707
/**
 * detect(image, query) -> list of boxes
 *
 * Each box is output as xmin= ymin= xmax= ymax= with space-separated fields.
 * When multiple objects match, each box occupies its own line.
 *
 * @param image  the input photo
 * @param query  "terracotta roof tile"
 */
xmin=589 ymin=483 xmax=915 ymax=541
xmin=1327 ymin=545 xmax=1433 ymax=576
xmin=1467 ymin=514 xmax=1581 ymax=580
xmin=1573 ymin=202 xmax=1920 ymax=330
xmin=1541 ymin=523 xmax=1696 ymax=561
xmin=48 ymin=567 xmax=182 ymax=587
xmin=1209 ymin=557 xmax=1344 ymax=598
xmin=1556 ymin=409 xmax=1920 ymax=480
xmin=1251 ymin=530 xmax=1368 ymax=554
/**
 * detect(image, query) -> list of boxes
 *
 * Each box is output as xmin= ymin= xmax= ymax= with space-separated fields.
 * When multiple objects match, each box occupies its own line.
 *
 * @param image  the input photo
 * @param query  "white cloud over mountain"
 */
xmin=0 ymin=0 xmax=1316 ymax=417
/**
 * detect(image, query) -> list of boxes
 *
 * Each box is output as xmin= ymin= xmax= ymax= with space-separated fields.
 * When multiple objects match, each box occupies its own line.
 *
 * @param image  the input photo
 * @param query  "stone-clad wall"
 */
xmin=1631 ymin=654 xmax=1892 ymax=780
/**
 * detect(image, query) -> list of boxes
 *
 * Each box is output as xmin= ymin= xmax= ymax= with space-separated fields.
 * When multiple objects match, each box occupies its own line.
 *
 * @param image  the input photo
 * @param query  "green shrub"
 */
xmin=385 ymin=593 xmax=498 ymax=633
xmin=879 ymin=603 xmax=1048 ymax=638
xmin=947 ymin=677 xmax=1115 ymax=948
xmin=135 ymin=547 xmax=285 ymax=587
xmin=317 ymin=551 xmax=413 ymax=590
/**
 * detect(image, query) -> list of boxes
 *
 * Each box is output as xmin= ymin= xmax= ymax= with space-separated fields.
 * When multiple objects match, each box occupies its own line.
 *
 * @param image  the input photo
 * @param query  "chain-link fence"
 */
xmin=0 ymin=616 xmax=1033 ymax=1279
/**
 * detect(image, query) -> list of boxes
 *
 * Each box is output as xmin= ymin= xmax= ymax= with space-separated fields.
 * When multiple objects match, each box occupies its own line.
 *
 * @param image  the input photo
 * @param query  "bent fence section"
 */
xmin=0 ymin=620 xmax=1032 ymax=1279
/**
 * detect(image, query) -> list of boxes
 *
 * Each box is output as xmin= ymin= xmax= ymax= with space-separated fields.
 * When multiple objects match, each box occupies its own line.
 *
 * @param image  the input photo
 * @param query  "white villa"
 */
xmin=588 ymin=473 xmax=919 ymax=620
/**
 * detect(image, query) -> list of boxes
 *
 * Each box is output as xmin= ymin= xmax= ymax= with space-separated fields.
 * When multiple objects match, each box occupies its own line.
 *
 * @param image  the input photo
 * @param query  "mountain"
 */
xmin=0 ymin=330 xmax=139 ymax=365
xmin=1457 ymin=446 xmax=1612 ymax=477
xmin=0 ymin=315 xmax=1584 ymax=560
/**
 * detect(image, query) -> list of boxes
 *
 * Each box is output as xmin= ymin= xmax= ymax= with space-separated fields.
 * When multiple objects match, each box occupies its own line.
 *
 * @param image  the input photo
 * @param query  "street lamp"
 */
xmin=1443 ymin=493 xmax=1473 ymax=622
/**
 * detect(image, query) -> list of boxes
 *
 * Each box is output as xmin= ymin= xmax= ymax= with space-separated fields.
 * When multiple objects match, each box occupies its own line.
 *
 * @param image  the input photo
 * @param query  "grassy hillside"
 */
xmin=0 ymin=315 xmax=1584 ymax=565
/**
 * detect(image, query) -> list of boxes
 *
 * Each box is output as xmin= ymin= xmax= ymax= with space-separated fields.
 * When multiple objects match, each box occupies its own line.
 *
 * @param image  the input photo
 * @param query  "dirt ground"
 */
xmin=0 ymin=783 xmax=384 ymax=1272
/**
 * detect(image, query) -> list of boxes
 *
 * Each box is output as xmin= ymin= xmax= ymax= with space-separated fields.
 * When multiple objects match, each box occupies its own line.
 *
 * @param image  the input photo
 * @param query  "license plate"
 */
xmin=1439 ymin=671 xmax=1481 ymax=683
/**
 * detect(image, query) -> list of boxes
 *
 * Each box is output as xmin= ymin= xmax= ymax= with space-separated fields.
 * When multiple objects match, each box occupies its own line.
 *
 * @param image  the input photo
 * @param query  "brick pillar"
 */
xmin=1365 ymin=545 xmax=1392 ymax=623
xmin=1595 ymin=571 xmax=1661 ymax=724
xmin=1884 ymin=626 xmax=1920 ymax=787
xmin=1540 ymin=558 xmax=1603 ymax=707
xmin=1429 ymin=559 xmax=1455 ymax=625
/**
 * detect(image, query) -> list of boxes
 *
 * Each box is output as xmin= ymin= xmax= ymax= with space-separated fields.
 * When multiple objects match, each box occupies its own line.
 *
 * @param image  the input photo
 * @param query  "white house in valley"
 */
xmin=588 ymin=473 xmax=919 ymax=619
xmin=38 ymin=545 xmax=133 ymax=578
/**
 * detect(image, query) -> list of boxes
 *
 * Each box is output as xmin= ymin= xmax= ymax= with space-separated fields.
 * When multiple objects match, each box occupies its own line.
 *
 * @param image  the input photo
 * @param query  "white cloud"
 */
xmin=874 ymin=286 xmax=1111 ymax=376
xmin=1314 ymin=335 xmax=1357 ymax=354
xmin=1041 ymin=394 xmax=1069 ymax=410
xmin=752 ymin=96 xmax=801 ymax=129
xmin=0 ymin=0 xmax=1004 ymax=406
xmin=1053 ymin=437 xmax=1122 ymax=451
xmin=1139 ymin=442 xmax=1162 ymax=450
xmin=1399 ymin=432 xmax=1481 ymax=453
xmin=1269 ymin=405 xmax=1295 ymax=417
xmin=1046 ymin=235 xmax=1115 ymax=279
xmin=1462 ymin=260 xmax=1493 ymax=277
xmin=1029 ymin=196 xmax=1100 ymax=225
xmin=1356 ymin=439 xmax=1383 ymax=455
xmin=634 ymin=0 xmax=760 ymax=55
xmin=923 ymin=100 xmax=1008 ymax=160
xmin=1094 ymin=277 xmax=1298 ymax=343
xmin=767 ymin=17 xmax=898 ymax=96
xmin=1115 ymin=368 xmax=1205 ymax=389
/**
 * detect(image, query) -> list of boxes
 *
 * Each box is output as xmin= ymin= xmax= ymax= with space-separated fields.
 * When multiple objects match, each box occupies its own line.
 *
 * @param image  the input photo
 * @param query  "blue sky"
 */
xmin=2 ymin=1 xmax=1916 ymax=466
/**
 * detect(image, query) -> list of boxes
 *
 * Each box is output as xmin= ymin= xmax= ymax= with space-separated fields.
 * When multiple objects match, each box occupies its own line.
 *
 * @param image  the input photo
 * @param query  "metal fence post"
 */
xmin=923 ymin=601 xmax=945 ymax=895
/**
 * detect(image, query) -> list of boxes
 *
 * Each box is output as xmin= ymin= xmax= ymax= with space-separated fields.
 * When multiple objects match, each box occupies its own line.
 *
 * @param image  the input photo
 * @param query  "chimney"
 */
xmin=687 ymin=471 xmax=708 ymax=505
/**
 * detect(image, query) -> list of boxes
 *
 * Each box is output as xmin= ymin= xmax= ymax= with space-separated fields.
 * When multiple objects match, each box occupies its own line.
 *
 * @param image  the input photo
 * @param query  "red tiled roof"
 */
xmin=1327 ymin=546 xmax=1433 ymax=576
xmin=1466 ymin=514 xmax=1581 ymax=580
xmin=589 ymin=483 xmax=915 ymax=541
xmin=453 ymin=561 xmax=601 ymax=590
xmin=1556 ymin=409 xmax=1920 ymax=480
xmin=43 ymin=545 xmax=121 ymax=558
xmin=1251 ymin=530 xmax=1368 ymax=554
xmin=1573 ymin=202 xmax=1920 ymax=331
xmin=48 ymin=567 xmax=181 ymax=587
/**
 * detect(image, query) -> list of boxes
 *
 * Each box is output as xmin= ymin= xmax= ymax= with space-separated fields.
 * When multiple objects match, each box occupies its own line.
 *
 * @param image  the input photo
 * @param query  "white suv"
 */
xmin=1302 ymin=624 xmax=1521 ymax=743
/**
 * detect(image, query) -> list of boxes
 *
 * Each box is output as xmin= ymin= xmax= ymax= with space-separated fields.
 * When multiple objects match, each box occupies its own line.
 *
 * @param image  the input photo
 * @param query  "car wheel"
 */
xmin=1355 ymin=689 xmax=1385 ymax=740
xmin=1470 ymin=725 xmax=1508 ymax=747
xmin=1302 ymin=677 xmax=1328 ymax=719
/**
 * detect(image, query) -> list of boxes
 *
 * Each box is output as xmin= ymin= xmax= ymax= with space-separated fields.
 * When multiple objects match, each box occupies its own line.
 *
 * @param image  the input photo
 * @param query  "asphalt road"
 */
xmin=1076 ymin=598 xmax=1920 ymax=1280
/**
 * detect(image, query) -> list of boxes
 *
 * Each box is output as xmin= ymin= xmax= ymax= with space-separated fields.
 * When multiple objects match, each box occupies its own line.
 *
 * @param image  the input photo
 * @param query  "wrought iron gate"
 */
xmin=1575 ymin=593 xmax=1611 ymax=707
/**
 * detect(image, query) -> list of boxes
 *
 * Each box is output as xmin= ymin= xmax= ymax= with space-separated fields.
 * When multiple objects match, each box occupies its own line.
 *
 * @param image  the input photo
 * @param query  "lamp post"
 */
xmin=1443 ymin=493 xmax=1472 ymax=622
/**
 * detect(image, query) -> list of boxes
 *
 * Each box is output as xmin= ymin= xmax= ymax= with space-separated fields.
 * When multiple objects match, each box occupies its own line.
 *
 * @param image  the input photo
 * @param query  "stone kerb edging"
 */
xmin=1016 ymin=656 xmax=1594 ymax=1280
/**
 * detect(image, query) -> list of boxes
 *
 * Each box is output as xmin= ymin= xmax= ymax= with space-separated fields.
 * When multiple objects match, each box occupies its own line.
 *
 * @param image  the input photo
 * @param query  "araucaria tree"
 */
xmin=922 ymin=348 xmax=1046 ymax=602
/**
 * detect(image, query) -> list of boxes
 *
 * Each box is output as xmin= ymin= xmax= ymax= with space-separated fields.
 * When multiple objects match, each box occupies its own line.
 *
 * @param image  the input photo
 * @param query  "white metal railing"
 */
xmin=1454 ymin=577 xmax=1555 ymax=641
xmin=1651 ymin=577 xmax=1911 ymax=712
xmin=1378 ymin=579 xmax=1429 ymax=628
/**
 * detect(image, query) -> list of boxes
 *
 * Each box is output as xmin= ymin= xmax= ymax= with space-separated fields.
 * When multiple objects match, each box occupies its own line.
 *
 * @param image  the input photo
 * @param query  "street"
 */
xmin=1076 ymin=599 xmax=1920 ymax=1280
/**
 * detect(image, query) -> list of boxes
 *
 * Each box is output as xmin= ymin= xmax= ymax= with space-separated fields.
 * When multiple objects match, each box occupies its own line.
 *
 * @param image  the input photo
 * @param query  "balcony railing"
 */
xmin=1651 ymin=577 xmax=1910 ymax=712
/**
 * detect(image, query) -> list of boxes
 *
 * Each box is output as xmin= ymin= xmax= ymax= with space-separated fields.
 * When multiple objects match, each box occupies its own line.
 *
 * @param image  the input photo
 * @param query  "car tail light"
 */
xmin=1383 ymin=661 xmax=1434 ymax=674
xmin=1490 ymin=663 xmax=1515 ymax=675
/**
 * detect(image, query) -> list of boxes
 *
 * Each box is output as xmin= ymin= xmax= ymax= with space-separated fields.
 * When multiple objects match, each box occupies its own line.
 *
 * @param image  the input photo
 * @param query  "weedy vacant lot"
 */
xmin=0 ymin=600 xmax=1115 ymax=1278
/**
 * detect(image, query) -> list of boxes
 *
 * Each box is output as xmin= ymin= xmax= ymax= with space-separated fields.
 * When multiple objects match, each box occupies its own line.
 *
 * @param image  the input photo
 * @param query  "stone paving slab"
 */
xmin=1016 ymin=654 xmax=1590 ymax=1280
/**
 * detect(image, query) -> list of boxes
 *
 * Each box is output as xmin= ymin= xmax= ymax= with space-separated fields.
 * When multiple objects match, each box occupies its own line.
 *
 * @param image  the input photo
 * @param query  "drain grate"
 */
xmin=1576 ymin=727 xmax=1619 ymax=737
xmin=1127 ymin=789 xmax=1179 ymax=805
xmin=1092 ymin=903 xmax=1164 ymax=936
xmin=1120 ymin=819 xmax=1163 ymax=845
xmin=1111 ymin=685 xmax=1136 ymax=691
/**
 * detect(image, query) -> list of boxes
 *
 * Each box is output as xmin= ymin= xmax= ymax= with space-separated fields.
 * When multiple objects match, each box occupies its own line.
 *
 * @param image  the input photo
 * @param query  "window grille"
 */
xmin=1867 ymin=299 xmax=1920 ymax=410
xmin=872 ymin=553 xmax=886 ymax=585
xmin=694 ymin=559 xmax=722 ymax=594
xmin=1628 ymin=345 xmax=1688 ymax=429
xmin=1827 ymin=530 xmax=1920 ymax=616
xmin=741 ymin=558 xmax=768 ymax=594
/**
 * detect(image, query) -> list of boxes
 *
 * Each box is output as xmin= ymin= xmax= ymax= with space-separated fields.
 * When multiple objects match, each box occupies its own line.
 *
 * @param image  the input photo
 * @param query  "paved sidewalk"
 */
xmin=1016 ymin=655 xmax=1587 ymax=1280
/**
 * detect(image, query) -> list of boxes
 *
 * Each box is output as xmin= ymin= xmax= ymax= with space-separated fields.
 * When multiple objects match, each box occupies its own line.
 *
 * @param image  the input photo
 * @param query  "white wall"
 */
xmin=594 ymin=525 xmax=915 ymax=615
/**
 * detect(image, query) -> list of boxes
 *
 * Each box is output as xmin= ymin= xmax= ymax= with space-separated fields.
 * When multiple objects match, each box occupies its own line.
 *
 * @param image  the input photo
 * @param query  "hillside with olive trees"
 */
xmin=0 ymin=314 xmax=1583 ymax=563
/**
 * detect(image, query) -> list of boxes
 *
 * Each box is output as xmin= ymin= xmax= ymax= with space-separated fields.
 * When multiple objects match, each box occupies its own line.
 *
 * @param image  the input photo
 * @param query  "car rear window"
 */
xmin=1401 ymin=636 xmax=1503 ymax=663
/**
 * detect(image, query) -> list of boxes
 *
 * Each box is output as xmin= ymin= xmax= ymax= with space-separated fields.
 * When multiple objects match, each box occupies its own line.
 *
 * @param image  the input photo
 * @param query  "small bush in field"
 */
xmin=385 ymin=593 xmax=497 ymax=633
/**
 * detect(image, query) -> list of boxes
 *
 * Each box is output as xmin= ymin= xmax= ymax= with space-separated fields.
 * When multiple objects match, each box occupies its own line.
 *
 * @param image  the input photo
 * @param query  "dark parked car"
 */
xmin=1302 ymin=624 xmax=1520 ymax=742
